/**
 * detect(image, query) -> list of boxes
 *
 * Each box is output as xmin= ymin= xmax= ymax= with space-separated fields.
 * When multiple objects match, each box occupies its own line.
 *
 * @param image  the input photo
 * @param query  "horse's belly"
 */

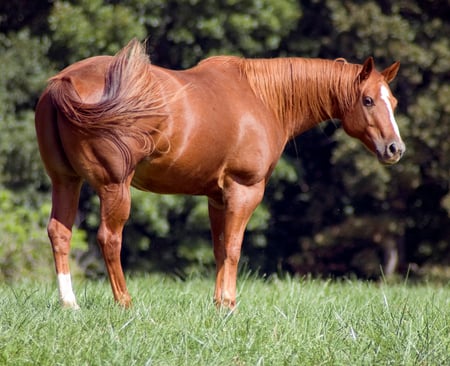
xmin=131 ymin=158 xmax=222 ymax=196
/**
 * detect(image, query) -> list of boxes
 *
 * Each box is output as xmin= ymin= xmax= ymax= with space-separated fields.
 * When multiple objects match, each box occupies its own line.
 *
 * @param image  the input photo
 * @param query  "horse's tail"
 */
xmin=47 ymin=39 xmax=166 ymax=159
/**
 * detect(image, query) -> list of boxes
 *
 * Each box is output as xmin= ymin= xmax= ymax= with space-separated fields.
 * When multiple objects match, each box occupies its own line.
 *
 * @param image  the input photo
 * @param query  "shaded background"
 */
xmin=0 ymin=0 xmax=449 ymax=282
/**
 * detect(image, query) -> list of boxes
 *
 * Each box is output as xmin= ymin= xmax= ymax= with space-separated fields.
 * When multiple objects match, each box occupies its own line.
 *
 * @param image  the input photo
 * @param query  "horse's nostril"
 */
xmin=388 ymin=142 xmax=398 ymax=155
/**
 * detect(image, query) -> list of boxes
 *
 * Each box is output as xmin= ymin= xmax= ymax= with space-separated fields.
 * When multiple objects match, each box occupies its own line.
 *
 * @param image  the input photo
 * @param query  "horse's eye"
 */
xmin=363 ymin=96 xmax=374 ymax=107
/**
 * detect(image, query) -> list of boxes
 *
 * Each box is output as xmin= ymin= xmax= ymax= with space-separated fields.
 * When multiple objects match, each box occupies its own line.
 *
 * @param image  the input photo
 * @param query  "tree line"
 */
xmin=0 ymin=0 xmax=449 ymax=281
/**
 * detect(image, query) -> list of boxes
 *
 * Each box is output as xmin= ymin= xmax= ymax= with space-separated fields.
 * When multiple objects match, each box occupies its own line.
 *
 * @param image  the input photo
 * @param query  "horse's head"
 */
xmin=342 ymin=57 xmax=405 ymax=164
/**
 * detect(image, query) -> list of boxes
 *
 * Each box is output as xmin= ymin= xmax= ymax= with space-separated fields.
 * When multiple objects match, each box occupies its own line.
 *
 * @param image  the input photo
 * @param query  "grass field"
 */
xmin=0 ymin=273 xmax=449 ymax=365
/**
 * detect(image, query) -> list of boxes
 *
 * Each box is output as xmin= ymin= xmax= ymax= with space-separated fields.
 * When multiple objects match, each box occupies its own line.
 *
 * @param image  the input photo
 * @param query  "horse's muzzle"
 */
xmin=378 ymin=140 xmax=405 ymax=165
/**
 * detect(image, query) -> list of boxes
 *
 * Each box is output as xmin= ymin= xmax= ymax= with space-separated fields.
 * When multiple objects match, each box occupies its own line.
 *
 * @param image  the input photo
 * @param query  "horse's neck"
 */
xmin=288 ymin=59 xmax=341 ymax=135
xmin=242 ymin=58 xmax=360 ymax=138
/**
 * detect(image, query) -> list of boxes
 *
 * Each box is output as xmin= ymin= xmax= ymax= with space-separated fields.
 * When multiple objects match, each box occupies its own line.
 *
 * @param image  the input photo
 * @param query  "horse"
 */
xmin=35 ymin=39 xmax=404 ymax=310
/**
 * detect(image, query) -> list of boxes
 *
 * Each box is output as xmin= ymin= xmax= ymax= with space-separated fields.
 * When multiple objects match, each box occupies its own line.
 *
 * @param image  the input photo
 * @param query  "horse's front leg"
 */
xmin=208 ymin=179 xmax=265 ymax=309
xmin=96 ymin=178 xmax=133 ymax=307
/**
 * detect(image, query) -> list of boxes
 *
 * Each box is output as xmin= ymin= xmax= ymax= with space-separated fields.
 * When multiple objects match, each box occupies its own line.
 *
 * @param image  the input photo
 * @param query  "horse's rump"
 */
xmin=46 ymin=39 xmax=168 ymax=167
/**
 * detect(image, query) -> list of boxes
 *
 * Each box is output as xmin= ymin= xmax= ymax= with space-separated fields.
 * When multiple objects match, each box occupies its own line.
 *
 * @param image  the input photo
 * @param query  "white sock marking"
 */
xmin=380 ymin=85 xmax=401 ymax=138
xmin=57 ymin=273 xmax=79 ymax=309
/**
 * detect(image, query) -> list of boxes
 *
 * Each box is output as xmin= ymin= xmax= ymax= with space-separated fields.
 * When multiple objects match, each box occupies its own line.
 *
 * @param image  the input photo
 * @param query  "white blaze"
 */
xmin=380 ymin=85 xmax=401 ymax=139
xmin=57 ymin=273 xmax=79 ymax=309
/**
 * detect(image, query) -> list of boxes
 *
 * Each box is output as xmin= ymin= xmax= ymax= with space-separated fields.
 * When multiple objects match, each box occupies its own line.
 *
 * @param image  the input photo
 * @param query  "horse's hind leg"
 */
xmin=95 ymin=178 xmax=133 ymax=307
xmin=48 ymin=177 xmax=82 ymax=309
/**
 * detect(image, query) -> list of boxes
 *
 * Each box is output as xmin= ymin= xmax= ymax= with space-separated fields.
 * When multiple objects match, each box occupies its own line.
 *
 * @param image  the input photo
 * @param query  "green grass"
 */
xmin=1 ymin=274 xmax=449 ymax=365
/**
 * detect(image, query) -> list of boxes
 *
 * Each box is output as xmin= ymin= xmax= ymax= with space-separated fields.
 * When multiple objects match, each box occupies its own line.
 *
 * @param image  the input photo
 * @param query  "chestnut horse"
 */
xmin=35 ymin=40 xmax=404 ymax=309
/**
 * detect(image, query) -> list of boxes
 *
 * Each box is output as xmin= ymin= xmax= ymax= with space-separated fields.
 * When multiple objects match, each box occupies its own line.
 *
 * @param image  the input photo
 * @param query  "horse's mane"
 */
xmin=239 ymin=58 xmax=362 ymax=132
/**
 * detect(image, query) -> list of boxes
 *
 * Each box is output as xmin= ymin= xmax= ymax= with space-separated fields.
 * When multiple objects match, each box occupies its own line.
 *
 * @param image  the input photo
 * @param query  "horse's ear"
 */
xmin=359 ymin=57 xmax=375 ymax=82
xmin=381 ymin=61 xmax=400 ymax=83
